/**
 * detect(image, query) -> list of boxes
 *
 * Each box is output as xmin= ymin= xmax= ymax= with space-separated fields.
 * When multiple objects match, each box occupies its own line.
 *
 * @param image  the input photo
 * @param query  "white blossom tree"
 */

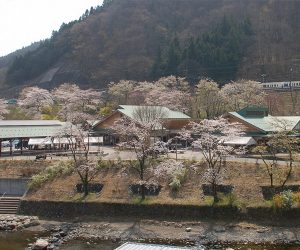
xmin=0 ymin=99 xmax=8 ymax=119
xmin=144 ymin=76 xmax=191 ymax=113
xmin=108 ymin=80 xmax=136 ymax=105
xmin=52 ymin=83 xmax=102 ymax=124
xmin=221 ymin=80 xmax=266 ymax=111
xmin=56 ymin=123 xmax=97 ymax=196
xmin=153 ymin=159 xmax=187 ymax=192
xmin=114 ymin=115 xmax=162 ymax=200
xmin=18 ymin=87 xmax=53 ymax=119
xmin=186 ymin=117 xmax=245 ymax=203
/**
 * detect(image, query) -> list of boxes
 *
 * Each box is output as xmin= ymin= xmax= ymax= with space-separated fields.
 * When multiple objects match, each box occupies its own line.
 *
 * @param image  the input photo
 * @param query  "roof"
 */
xmin=224 ymin=136 xmax=257 ymax=146
xmin=118 ymin=105 xmax=191 ymax=119
xmin=0 ymin=120 xmax=64 ymax=126
xmin=115 ymin=243 xmax=194 ymax=250
xmin=228 ymin=112 xmax=300 ymax=133
xmin=0 ymin=120 xmax=66 ymax=139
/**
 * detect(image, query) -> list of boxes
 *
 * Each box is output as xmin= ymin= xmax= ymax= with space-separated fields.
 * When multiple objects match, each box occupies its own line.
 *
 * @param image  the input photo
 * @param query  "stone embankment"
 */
xmin=0 ymin=214 xmax=39 ymax=231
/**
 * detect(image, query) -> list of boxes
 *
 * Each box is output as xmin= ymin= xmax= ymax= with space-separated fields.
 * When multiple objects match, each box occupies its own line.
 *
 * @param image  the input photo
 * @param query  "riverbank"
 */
xmin=25 ymin=217 xmax=300 ymax=249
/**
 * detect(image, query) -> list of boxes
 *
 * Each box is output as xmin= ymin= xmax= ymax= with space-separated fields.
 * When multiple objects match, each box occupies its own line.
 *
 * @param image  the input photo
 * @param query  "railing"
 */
xmin=0 ymin=193 xmax=6 ymax=200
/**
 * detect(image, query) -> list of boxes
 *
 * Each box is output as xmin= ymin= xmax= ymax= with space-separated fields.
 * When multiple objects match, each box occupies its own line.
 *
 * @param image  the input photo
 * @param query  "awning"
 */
xmin=53 ymin=138 xmax=76 ymax=144
xmin=28 ymin=138 xmax=52 ymax=145
xmin=84 ymin=137 xmax=103 ymax=143
xmin=223 ymin=137 xmax=257 ymax=146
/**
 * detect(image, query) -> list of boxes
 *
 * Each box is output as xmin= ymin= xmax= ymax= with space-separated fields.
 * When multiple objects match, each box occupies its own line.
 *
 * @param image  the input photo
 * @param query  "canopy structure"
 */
xmin=28 ymin=138 xmax=52 ymax=145
xmin=223 ymin=136 xmax=257 ymax=146
xmin=53 ymin=138 xmax=76 ymax=144
xmin=84 ymin=136 xmax=103 ymax=144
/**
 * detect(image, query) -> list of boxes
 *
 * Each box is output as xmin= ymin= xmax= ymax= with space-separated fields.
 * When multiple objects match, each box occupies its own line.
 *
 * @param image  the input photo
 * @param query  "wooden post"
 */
xmin=20 ymin=138 xmax=23 ymax=155
xmin=9 ymin=139 xmax=13 ymax=156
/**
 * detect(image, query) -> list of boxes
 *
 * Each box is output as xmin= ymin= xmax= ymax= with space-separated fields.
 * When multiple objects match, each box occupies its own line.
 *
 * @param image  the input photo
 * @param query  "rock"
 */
xmin=59 ymin=231 xmax=67 ymax=237
xmin=32 ymin=239 xmax=49 ymax=250
xmin=48 ymin=244 xmax=55 ymax=250
xmin=185 ymin=227 xmax=192 ymax=232
xmin=214 ymin=226 xmax=226 ymax=233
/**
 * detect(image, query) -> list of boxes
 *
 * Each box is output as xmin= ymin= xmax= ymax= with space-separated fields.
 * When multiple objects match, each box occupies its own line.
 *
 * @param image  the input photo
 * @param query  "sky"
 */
xmin=0 ymin=0 xmax=103 ymax=57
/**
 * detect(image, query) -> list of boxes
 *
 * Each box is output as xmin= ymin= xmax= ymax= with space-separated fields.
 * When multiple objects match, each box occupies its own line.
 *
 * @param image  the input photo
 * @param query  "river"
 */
xmin=1 ymin=231 xmax=300 ymax=250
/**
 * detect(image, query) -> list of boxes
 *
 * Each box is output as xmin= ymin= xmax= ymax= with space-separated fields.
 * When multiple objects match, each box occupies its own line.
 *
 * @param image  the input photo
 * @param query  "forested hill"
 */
xmin=0 ymin=0 xmax=299 ymax=95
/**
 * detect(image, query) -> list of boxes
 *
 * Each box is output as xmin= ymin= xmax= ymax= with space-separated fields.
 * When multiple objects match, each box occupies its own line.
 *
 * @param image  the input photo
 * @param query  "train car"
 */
xmin=262 ymin=81 xmax=300 ymax=90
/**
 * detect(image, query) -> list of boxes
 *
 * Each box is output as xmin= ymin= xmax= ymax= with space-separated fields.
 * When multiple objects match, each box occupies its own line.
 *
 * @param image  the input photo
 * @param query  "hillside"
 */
xmin=0 ymin=0 xmax=299 ymax=96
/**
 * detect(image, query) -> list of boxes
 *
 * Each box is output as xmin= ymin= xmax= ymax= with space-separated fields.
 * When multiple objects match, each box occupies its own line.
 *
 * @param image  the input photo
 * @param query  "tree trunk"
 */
xmin=212 ymin=181 xmax=218 ymax=204
xmin=83 ymin=181 xmax=89 ymax=196
xmin=141 ymin=184 xmax=145 ymax=200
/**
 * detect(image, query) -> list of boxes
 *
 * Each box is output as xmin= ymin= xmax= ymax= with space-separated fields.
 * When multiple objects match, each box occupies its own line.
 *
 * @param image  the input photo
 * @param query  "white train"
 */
xmin=262 ymin=81 xmax=300 ymax=90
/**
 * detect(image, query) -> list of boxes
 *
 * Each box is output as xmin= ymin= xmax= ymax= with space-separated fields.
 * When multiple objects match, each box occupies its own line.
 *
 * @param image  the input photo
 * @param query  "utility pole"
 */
xmin=261 ymin=74 xmax=267 ymax=83
xmin=289 ymin=67 xmax=296 ymax=114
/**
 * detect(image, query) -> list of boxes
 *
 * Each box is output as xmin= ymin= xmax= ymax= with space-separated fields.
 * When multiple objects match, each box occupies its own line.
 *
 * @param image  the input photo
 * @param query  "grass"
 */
xmin=28 ymin=161 xmax=74 ymax=190
xmin=17 ymin=158 xmax=300 ymax=208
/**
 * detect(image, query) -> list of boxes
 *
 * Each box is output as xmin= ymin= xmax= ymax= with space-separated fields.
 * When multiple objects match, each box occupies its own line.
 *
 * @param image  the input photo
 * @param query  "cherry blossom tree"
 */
xmin=144 ymin=76 xmax=191 ymax=113
xmin=107 ymin=80 xmax=136 ymax=105
xmin=56 ymin=123 xmax=97 ymax=196
xmin=186 ymin=117 xmax=245 ymax=203
xmin=0 ymin=99 xmax=8 ymax=119
xmin=18 ymin=87 xmax=53 ymax=119
xmin=221 ymin=80 xmax=266 ymax=111
xmin=153 ymin=159 xmax=187 ymax=192
xmin=52 ymin=83 xmax=102 ymax=124
xmin=114 ymin=115 xmax=162 ymax=200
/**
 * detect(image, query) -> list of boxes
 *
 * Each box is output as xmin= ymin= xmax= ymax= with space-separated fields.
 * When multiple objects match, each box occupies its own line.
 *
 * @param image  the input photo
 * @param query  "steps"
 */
xmin=0 ymin=197 xmax=21 ymax=214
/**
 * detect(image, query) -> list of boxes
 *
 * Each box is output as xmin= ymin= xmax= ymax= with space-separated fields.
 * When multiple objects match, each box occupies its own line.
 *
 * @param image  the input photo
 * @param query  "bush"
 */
xmin=294 ymin=192 xmax=300 ymax=204
xmin=169 ymin=168 xmax=187 ymax=192
xmin=272 ymin=190 xmax=294 ymax=211
xmin=29 ymin=161 xmax=74 ymax=190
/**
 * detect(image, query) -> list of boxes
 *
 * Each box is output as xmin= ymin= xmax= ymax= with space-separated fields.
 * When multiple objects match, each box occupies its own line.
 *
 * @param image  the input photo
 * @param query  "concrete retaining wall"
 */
xmin=0 ymin=178 xmax=29 ymax=196
xmin=18 ymin=200 xmax=300 ymax=221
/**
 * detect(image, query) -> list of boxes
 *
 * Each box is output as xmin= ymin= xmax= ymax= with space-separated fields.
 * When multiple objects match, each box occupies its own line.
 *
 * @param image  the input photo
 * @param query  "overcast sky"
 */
xmin=0 ymin=0 xmax=103 ymax=57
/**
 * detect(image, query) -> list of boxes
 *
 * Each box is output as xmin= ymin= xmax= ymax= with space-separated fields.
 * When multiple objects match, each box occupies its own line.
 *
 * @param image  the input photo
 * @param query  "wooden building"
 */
xmin=92 ymin=105 xmax=191 ymax=145
xmin=226 ymin=106 xmax=300 ymax=142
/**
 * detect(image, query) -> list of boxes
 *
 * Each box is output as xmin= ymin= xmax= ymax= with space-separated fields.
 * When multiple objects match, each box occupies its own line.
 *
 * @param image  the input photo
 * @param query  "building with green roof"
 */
xmin=226 ymin=106 xmax=300 ymax=138
xmin=93 ymin=105 xmax=191 ymax=145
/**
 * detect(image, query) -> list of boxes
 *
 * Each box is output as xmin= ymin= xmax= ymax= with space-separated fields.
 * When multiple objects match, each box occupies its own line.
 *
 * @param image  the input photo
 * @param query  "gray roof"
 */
xmin=0 ymin=120 xmax=65 ymax=139
xmin=115 ymin=243 xmax=195 ymax=250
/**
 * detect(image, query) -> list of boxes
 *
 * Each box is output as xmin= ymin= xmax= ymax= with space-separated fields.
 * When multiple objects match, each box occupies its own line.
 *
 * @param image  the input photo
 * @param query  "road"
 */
xmin=0 ymin=146 xmax=297 ymax=166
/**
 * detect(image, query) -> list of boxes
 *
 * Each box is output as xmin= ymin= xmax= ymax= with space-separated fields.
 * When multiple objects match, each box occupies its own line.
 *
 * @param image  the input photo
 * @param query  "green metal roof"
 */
xmin=118 ymin=105 xmax=191 ymax=119
xmin=229 ymin=112 xmax=300 ymax=133
xmin=0 ymin=120 xmax=66 ymax=139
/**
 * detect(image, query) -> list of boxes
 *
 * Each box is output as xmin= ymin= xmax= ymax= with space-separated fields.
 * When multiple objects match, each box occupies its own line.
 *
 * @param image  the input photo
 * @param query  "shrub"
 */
xmin=169 ymin=168 xmax=187 ymax=192
xmin=294 ymin=192 xmax=300 ymax=204
xmin=272 ymin=190 xmax=294 ymax=211
xmin=215 ymin=192 xmax=238 ymax=207
xmin=29 ymin=161 xmax=74 ymax=190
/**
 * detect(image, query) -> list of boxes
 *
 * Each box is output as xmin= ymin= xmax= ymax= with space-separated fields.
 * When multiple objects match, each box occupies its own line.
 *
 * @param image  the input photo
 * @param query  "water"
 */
xmin=0 ymin=230 xmax=43 ymax=250
xmin=0 ymin=233 xmax=299 ymax=250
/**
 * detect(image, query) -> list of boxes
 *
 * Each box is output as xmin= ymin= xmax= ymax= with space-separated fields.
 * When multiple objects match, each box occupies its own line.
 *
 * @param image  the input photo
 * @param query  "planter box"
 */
xmin=129 ymin=184 xmax=161 ymax=196
xmin=261 ymin=185 xmax=300 ymax=200
xmin=76 ymin=183 xmax=104 ymax=193
xmin=202 ymin=184 xmax=234 ymax=196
